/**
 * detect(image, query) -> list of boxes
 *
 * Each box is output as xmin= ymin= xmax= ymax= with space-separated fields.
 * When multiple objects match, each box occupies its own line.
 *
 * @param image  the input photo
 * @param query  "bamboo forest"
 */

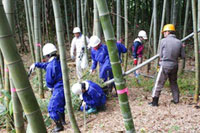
xmin=0 ymin=0 xmax=200 ymax=132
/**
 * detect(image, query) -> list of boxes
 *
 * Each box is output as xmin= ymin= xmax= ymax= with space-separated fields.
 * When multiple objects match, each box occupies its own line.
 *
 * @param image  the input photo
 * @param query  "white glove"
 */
xmin=82 ymin=101 xmax=86 ymax=107
xmin=48 ymin=88 xmax=53 ymax=91
xmin=89 ymin=69 xmax=94 ymax=74
xmin=79 ymin=94 xmax=83 ymax=100
xmin=71 ymin=55 xmax=75 ymax=60
xmin=29 ymin=63 xmax=36 ymax=73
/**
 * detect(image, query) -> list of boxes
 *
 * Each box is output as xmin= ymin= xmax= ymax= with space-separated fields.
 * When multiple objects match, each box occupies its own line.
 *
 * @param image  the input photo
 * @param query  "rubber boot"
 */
xmin=58 ymin=113 xmax=66 ymax=125
xmin=52 ymin=120 xmax=64 ymax=133
xmin=148 ymin=97 xmax=159 ymax=106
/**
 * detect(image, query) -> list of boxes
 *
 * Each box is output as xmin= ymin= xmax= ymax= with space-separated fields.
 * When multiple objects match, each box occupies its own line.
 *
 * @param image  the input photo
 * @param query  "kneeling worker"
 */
xmin=71 ymin=80 xmax=106 ymax=114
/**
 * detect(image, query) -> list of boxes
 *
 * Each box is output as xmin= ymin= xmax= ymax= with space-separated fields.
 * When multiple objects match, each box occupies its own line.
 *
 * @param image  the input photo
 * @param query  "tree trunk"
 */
xmin=33 ymin=0 xmax=44 ymax=98
xmin=51 ymin=0 xmax=80 ymax=132
xmin=0 ymin=0 xmax=47 ymax=132
xmin=95 ymin=0 xmax=136 ymax=132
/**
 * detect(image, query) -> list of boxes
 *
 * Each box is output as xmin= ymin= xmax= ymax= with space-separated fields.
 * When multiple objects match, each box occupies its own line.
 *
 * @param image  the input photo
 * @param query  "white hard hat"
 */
xmin=73 ymin=27 xmax=81 ymax=33
xmin=89 ymin=36 xmax=101 ymax=48
xmin=42 ymin=43 xmax=57 ymax=56
xmin=138 ymin=30 xmax=148 ymax=40
xmin=71 ymin=83 xmax=82 ymax=95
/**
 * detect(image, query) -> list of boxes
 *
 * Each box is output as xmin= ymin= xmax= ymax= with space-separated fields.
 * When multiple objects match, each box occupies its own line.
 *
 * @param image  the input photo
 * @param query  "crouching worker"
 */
xmin=29 ymin=43 xmax=66 ymax=132
xmin=71 ymin=80 xmax=106 ymax=114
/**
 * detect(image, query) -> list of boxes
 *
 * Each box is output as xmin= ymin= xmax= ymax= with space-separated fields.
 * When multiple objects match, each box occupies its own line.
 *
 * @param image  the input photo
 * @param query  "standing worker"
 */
xmin=132 ymin=30 xmax=148 ymax=77
xmin=70 ymin=27 xmax=89 ymax=79
xmin=71 ymin=80 xmax=106 ymax=114
xmin=116 ymin=40 xmax=127 ymax=63
xmin=149 ymin=24 xmax=185 ymax=106
xmin=29 ymin=43 xmax=66 ymax=132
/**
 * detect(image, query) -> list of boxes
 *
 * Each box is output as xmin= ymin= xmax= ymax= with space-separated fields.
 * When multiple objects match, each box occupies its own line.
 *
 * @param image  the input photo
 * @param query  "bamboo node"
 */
xmin=99 ymin=11 xmax=110 ymax=17
xmin=115 ymin=81 xmax=125 ymax=85
xmin=25 ymin=109 xmax=40 ymax=116
xmin=123 ymin=117 xmax=132 ymax=122
xmin=6 ymin=59 xmax=22 ymax=66
xmin=111 ymin=61 xmax=121 ymax=65
xmin=16 ymin=86 xmax=30 ymax=93
xmin=0 ymin=33 xmax=13 ymax=39
xmin=119 ymin=101 xmax=129 ymax=105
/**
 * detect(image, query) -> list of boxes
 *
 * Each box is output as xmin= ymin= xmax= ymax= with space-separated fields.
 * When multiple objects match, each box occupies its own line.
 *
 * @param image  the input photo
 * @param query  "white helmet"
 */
xmin=138 ymin=30 xmax=147 ymax=40
xmin=42 ymin=43 xmax=57 ymax=56
xmin=73 ymin=27 xmax=81 ymax=33
xmin=89 ymin=36 xmax=101 ymax=48
xmin=71 ymin=83 xmax=82 ymax=95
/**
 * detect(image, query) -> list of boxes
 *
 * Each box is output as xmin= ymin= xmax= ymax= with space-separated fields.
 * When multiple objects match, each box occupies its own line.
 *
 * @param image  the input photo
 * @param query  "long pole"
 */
xmin=51 ymin=0 xmax=80 ymax=132
xmin=191 ymin=0 xmax=200 ymax=103
xmin=116 ymin=0 xmax=121 ymax=41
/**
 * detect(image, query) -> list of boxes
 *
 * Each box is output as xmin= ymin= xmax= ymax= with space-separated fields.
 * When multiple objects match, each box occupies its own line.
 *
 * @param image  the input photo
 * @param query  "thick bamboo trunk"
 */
xmin=33 ymin=0 xmax=44 ymax=98
xmin=0 ymin=1 xmax=47 ymax=132
xmin=191 ymin=0 xmax=200 ymax=103
xmin=51 ymin=0 xmax=80 ymax=132
xmin=27 ymin=0 xmax=35 ymax=44
xmin=95 ymin=0 xmax=136 ymax=132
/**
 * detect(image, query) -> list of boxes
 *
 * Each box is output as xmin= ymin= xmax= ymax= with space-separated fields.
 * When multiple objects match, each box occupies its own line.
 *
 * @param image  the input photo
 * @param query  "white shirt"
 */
xmin=70 ymin=35 xmax=89 ymax=57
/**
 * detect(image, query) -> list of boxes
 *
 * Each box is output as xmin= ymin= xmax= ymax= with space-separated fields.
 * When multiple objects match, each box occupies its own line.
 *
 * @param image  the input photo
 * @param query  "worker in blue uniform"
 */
xmin=29 ymin=43 xmax=65 ymax=132
xmin=89 ymin=36 xmax=113 ymax=82
xmin=116 ymin=41 xmax=127 ymax=62
xmin=71 ymin=80 xmax=106 ymax=114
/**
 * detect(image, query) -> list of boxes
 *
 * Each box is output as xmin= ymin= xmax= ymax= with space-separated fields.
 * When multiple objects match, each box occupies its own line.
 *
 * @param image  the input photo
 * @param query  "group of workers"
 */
xmin=29 ymin=24 xmax=185 ymax=132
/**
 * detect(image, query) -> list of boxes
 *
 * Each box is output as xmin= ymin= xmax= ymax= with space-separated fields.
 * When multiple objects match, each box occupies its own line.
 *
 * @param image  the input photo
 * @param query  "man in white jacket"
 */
xmin=70 ymin=27 xmax=89 ymax=79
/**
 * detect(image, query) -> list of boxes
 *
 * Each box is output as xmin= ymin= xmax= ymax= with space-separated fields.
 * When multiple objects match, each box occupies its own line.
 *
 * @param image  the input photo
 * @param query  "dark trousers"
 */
xmin=152 ymin=66 xmax=179 ymax=102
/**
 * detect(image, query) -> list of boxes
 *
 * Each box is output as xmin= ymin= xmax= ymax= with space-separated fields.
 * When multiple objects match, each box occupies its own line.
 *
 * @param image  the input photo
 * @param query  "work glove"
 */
xmin=82 ymin=101 xmax=86 ymax=107
xmin=29 ymin=63 xmax=36 ymax=73
xmin=71 ymin=55 xmax=75 ymax=60
xmin=48 ymin=88 xmax=53 ymax=94
xmin=79 ymin=94 xmax=83 ymax=100
xmin=89 ymin=69 xmax=95 ymax=74
xmin=134 ymin=59 xmax=138 ymax=65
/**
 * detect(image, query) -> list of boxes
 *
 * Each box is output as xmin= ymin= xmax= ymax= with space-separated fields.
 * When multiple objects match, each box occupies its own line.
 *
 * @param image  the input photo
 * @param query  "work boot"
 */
xmin=58 ymin=113 xmax=66 ymax=125
xmin=148 ymin=97 xmax=159 ymax=106
xmin=171 ymin=100 xmax=179 ymax=104
xmin=52 ymin=120 xmax=64 ymax=133
xmin=87 ymin=108 xmax=97 ymax=114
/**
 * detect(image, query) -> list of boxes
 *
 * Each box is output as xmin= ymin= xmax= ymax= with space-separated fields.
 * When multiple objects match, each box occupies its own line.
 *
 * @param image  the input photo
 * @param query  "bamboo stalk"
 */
xmin=24 ymin=0 xmax=35 ymax=62
xmin=33 ymin=0 xmax=44 ymax=98
xmin=179 ymin=0 xmax=190 ymax=74
xmin=153 ymin=0 xmax=157 ymax=56
xmin=51 ymin=0 xmax=80 ymax=132
xmin=76 ymin=0 xmax=81 ymax=27
xmin=0 ymin=1 xmax=47 ymax=132
xmin=191 ymin=0 xmax=200 ymax=103
xmin=95 ymin=0 xmax=136 ymax=132
xmin=123 ymin=0 xmax=128 ymax=71
xmin=64 ymin=0 xmax=71 ymax=44
xmin=93 ymin=0 xmax=101 ymax=37
xmin=27 ymin=0 xmax=34 ymax=43
xmin=116 ymin=0 xmax=121 ymax=41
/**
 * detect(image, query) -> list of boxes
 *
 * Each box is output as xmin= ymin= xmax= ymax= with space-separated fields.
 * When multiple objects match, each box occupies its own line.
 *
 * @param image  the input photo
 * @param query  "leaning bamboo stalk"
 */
xmin=33 ymin=0 xmax=44 ymax=98
xmin=105 ymin=30 xmax=198 ymax=85
xmin=0 ymin=1 xmax=46 ymax=132
xmin=51 ymin=0 xmax=80 ymax=132
xmin=191 ymin=0 xmax=200 ymax=103
xmin=95 ymin=0 xmax=136 ymax=132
